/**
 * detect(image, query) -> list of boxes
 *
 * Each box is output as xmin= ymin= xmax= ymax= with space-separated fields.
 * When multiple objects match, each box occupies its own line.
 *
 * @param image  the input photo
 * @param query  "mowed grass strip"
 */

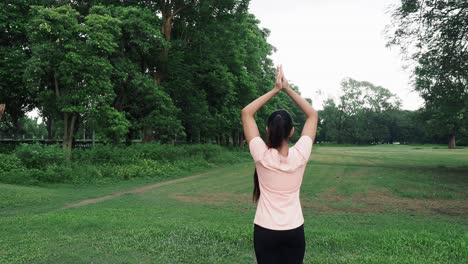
xmin=1 ymin=145 xmax=467 ymax=263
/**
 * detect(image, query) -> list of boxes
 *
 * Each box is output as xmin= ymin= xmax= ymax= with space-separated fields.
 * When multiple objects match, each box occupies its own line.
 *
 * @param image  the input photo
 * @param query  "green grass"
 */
xmin=1 ymin=144 xmax=467 ymax=263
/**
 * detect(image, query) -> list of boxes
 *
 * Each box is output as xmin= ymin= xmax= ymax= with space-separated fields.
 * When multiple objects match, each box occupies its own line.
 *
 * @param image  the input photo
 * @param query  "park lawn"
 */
xmin=1 ymin=145 xmax=467 ymax=263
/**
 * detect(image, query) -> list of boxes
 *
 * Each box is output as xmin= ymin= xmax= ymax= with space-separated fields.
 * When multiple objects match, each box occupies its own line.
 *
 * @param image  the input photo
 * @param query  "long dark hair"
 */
xmin=253 ymin=109 xmax=293 ymax=203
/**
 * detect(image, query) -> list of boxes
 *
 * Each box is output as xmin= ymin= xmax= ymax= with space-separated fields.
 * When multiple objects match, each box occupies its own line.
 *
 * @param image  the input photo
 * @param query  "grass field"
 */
xmin=1 ymin=144 xmax=467 ymax=263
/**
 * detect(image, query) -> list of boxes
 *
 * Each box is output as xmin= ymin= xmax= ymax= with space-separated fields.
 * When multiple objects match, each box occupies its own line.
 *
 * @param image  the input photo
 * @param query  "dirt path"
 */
xmin=62 ymin=167 xmax=228 ymax=209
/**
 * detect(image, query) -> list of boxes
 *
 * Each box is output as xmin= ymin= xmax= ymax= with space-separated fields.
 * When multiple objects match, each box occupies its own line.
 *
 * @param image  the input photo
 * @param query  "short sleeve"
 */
xmin=294 ymin=135 xmax=313 ymax=161
xmin=248 ymin=136 xmax=268 ymax=162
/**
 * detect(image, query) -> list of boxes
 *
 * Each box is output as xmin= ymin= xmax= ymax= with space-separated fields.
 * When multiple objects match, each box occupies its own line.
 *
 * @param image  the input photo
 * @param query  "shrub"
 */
xmin=1 ymin=168 xmax=42 ymax=185
xmin=0 ymin=154 xmax=25 ymax=172
xmin=1 ymin=143 xmax=249 ymax=185
xmin=130 ymin=143 xmax=187 ymax=162
xmin=73 ymin=145 xmax=137 ymax=164
xmin=14 ymin=144 xmax=66 ymax=169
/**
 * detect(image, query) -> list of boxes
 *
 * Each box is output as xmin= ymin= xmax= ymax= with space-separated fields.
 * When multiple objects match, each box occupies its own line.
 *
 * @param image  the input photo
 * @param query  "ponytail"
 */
xmin=268 ymin=114 xmax=286 ymax=148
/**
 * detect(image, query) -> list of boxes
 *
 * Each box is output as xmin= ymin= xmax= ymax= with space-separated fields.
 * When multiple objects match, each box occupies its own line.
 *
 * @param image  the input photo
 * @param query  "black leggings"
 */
xmin=253 ymin=224 xmax=305 ymax=264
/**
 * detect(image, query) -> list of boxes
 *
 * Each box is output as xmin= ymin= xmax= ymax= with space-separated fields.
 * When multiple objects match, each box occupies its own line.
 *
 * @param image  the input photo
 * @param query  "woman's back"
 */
xmin=249 ymin=135 xmax=313 ymax=230
xmin=241 ymin=65 xmax=318 ymax=263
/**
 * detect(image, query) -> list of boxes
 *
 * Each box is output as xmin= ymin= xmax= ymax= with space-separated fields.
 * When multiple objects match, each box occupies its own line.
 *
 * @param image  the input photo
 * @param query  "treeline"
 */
xmin=1 ymin=1 xmax=466 ymax=152
xmin=0 ymin=0 xmax=308 ymax=154
xmin=317 ymin=78 xmax=468 ymax=145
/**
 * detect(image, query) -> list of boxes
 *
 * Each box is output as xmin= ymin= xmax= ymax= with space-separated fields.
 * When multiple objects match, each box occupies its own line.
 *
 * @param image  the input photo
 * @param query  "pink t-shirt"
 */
xmin=249 ymin=135 xmax=313 ymax=230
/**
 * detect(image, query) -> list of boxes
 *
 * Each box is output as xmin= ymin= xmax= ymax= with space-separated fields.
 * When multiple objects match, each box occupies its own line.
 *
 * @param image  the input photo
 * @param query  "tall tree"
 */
xmin=102 ymin=6 xmax=181 ymax=143
xmin=25 ymin=5 xmax=126 ymax=155
xmin=387 ymin=0 xmax=468 ymax=148
xmin=0 ymin=1 xmax=38 ymax=137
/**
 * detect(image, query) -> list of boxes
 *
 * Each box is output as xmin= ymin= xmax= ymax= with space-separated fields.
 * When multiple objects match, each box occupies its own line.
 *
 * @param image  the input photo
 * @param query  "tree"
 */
xmin=318 ymin=78 xmax=401 ymax=144
xmin=317 ymin=98 xmax=342 ymax=143
xmin=386 ymin=0 xmax=468 ymax=148
xmin=25 ymin=5 xmax=125 ymax=155
xmin=102 ymin=6 xmax=181 ymax=143
xmin=162 ymin=2 xmax=276 ymax=144
xmin=0 ymin=1 xmax=38 ymax=137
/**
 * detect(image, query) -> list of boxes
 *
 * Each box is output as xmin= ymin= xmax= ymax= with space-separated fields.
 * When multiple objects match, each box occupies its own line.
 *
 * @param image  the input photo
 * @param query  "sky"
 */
xmin=248 ymin=0 xmax=424 ymax=110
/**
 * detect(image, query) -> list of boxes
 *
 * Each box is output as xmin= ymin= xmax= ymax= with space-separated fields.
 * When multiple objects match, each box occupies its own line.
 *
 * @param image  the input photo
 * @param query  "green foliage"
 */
xmin=91 ymin=105 xmax=131 ymax=142
xmin=2 ymin=0 xmax=310 ymax=147
xmin=0 ymin=1 xmax=36 ymax=137
xmin=0 ymin=154 xmax=24 ymax=172
xmin=318 ymin=78 xmax=404 ymax=144
xmin=1 ymin=168 xmax=41 ymax=185
xmin=0 ymin=116 xmax=48 ymax=139
xmin=0 ymin=144 xmax=250 ymax=185
xmin=387 ymin=0 xmax=468 ymax=147
xmin=13 ymin=144 xmax=66 ymax=169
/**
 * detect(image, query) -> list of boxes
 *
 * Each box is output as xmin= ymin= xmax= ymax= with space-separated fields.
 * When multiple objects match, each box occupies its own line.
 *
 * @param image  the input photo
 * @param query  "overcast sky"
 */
xmin=249 ymin=0 xmax=424 ymax=110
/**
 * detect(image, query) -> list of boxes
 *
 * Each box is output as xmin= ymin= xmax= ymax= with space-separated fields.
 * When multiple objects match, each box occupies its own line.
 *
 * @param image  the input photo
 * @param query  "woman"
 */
xmin=241 ymin=65 xmax=318 ymax=263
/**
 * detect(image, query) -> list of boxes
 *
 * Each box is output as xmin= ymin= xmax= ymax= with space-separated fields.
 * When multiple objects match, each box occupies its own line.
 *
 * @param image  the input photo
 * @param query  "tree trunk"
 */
xmin=13 ymin=116 xmax=22 ymax=139
xmin=112 ymin=136 xmax=120 ymax=145
xmin=232 ymin=130 xmax=238 ymax=146
xmin=126 ymin=129 xmax=135 ymax=146
xmin=154 ymin=13 xmax=173 ymax=85
xmin=113 ymin=85 xmax=126 ymax=112
xmin=155 ymin=3 xmax=188 ymax=84
xmin=63 ymin=113 xmax=77 ymax=159
xmin=239 ymin=131 xmax=244 ymax=147
xmin=448 ymin=134 xmax=456 ymax=149
xmin=142 ymin=127 xmax=153 ymax=143
xmin=0 ymin=104 xmax=5 ymax=120
xmin=46 ymin=115 xmax=54 ymax=140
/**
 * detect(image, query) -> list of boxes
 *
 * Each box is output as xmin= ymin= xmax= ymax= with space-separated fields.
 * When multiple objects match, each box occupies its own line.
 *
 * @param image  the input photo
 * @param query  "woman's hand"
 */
xmin=273 ymin=65 xmax=283 ymax=92
xmin=280 ymin=65 xmax=290 ymax=89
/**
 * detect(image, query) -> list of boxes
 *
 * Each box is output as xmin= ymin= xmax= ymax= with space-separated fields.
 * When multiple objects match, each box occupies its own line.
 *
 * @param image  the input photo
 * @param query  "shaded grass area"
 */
xmin=1 ymin=145 xmax=467 ymax=263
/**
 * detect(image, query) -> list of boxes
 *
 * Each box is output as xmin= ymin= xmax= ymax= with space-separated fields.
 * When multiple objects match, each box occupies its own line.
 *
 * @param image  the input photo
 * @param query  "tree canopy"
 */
xmin=386 ymin=0 xmax=468 ymax=148
xmin=0 ymin=0 xmax=311 ymax=154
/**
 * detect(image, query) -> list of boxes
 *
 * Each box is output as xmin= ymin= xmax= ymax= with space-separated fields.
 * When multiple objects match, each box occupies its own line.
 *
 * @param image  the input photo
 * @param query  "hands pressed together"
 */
xmin=274 ymin=65 xmax=289 ymax=92
xmin=242 ymin=63 xmax=317 ymax=143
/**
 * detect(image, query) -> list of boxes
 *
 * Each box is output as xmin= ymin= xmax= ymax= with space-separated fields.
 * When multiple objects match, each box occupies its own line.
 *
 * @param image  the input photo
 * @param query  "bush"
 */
xmin=73 ymin=145 xmax=137 ymax=164
xmin=44 ymin=162 xmax=103 ymax=184
xmin=14 ymin=144 xmax=66 ymax=169
xmin=72 ymin=143 xmax=237 ymax=165
xmin=1 ymin=168 xmax=42 ymax=185
xmin=1 ymin=143 xmax=250 ymax=185
xmin=131 ymin=143 xmax=186 ymax=162
xmin=0 ymin=154 xmax=25 ymax=172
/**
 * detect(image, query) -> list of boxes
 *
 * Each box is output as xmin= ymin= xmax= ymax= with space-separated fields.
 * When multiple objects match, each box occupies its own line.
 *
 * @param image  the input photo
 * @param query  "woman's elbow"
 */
xmin=241 ymin=107 xmax=253 ymax=117
xmin=306 ymin=108 xmax=317 ymax=118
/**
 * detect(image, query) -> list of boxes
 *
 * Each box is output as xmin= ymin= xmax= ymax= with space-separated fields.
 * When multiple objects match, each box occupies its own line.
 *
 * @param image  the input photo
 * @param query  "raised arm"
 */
xmin=280 ymin=66 xmax=318 ymax=140
xmin=242 ymin=66 xmax=282 ymax=144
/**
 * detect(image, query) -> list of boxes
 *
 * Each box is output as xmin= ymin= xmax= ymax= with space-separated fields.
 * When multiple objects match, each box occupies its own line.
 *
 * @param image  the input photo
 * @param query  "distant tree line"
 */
xmin=317 ymin=78 xmax=468 ymax=145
